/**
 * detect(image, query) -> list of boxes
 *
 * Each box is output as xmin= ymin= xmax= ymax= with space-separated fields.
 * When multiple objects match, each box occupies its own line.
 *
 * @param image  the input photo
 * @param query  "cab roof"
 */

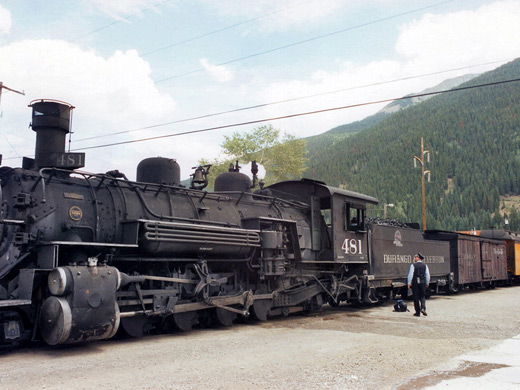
xmin=268 ymin=178 xmax=379 ymax=206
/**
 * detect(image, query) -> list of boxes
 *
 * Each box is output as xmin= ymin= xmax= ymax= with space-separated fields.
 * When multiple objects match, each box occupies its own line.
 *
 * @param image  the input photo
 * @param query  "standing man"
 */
xmin=407 ymin=253 xmax=430 ymax=317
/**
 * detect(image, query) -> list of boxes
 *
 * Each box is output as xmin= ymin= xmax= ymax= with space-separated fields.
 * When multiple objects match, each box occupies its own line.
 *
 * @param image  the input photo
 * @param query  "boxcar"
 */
xmin=476 ymin=230 xmax=520 ymax=282
xmin=425 ymin=231 xmax=507 ymax=289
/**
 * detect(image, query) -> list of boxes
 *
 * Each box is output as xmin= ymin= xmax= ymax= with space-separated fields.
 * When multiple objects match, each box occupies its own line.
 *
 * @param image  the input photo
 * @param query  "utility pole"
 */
xmin=383 ymin=203 xmax=394 ymax=219
xmin=413 ymin=138 xmax=431 ymax=231
xmin=0 ymin=82 xmax=25 ymax=108
xmin=0 ymin=82 xmax=25 ymax=165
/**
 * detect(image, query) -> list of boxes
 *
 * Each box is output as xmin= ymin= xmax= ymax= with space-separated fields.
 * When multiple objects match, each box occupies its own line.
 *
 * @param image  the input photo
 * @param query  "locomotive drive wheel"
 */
xmin=251 ymin=299 xmax=272 ymax=321
xmin=327 ymin=295 xmax=340 ymax=307
xmin=172 ymin=311 xmax=197 ymax=331
xmin=251 ymin=287 xmax=273 ymax=321
xmin=214 ymin=307 xmax=237 ymax=327
xmin=120 ymin=316 xmax=147 ymax=338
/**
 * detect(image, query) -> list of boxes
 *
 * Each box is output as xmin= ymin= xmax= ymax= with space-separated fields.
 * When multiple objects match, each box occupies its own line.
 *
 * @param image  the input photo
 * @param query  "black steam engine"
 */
xmin=0 ymin=100 xmax=508 ymax=348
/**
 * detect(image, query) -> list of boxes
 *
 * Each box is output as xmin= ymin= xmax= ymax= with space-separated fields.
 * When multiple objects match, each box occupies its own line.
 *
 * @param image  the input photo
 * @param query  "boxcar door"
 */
xmin=481 ymin=241 xmax=493 ymax=281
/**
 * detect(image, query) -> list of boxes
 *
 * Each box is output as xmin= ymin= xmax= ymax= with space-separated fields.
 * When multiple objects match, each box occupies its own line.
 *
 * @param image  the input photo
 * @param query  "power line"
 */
xmin=154 ymin=0 xmax=455 ymax=84
xmin=141 ymin=0 xmax=317 ymax=57
xmin=74 ymin=59 xmax=510 ymax=143
xmin=0 ymin=82 xmax=26 ymax=160
xmin=68 ymin=0 xmax=174 ymax=42
xmin=0 ymin=81 xmax=25 ymax=107
xmin=71 ymin=78 xmax=520 ymax=152
xmin=3 ymin=76 xmax=519 ymax=162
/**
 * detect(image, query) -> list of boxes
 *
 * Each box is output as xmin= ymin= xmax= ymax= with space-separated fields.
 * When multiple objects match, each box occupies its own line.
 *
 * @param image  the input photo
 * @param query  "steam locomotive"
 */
xmin=0 ymin=100 xmax=516 ymax=348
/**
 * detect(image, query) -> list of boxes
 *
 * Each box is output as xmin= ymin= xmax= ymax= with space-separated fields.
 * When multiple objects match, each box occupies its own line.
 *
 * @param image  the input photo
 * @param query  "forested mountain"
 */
xmin=304 ymin=59 xmax=520 ymax=231
xmin=305 ymin=112 xmax=388 ymax=160
xmin=379 ymin=74 xmax=477 ymax=114
xmin=305 ymin=74 xmax=478 ymax=173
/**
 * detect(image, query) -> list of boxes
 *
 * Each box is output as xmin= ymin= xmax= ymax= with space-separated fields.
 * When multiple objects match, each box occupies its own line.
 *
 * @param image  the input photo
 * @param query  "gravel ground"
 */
xmin=1 ymin=286 xmax=519 ymax=390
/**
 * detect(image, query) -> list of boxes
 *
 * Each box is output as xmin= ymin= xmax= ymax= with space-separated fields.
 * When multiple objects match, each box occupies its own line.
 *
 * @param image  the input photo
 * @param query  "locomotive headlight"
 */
xmin=48 ymin=267 xmax=71 ymax=296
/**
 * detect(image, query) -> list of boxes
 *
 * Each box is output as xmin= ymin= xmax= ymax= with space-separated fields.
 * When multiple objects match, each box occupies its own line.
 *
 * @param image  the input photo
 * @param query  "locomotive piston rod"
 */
xmin=118 ymin=291 xmax=274 ymax=318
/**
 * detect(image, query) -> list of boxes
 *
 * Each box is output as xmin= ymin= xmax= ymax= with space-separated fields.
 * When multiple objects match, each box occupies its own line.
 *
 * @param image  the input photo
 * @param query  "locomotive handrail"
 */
xmin=73 ymin=170 xmax=101 ymax=242
xmin=0 ymin=219 xmax=25 ymax=225
xmin=36 ymin=167 xmax=306 ymax=213
xmin=130 ymin=185 xmax=244 ymax=228
xmin=37 ymin=168 xmax=103 ymax=240
xmin=219 ymin=190 xmax=310 ymax=210
xmin=141 ymin=219 xmax=260 ymax=233
xmin=134 ymin=184 xmax=184 ymax=221
xmin=184 ymin=188 xmax=203 ymax=220
xmin=42 ymin=241 xmax=138 ymax=247
xmin=81 ymin=170 xmax=213 ymax=198
xmin=33 ymin=167 xmax=282 ymax=204
xmin=31 ymin=174 xmax=45 ymax=202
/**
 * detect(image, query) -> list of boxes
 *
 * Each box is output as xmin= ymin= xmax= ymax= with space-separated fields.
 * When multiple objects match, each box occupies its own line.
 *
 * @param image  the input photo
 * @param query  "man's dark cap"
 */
xmin=415 ymin=253 xmax=425 ymax=260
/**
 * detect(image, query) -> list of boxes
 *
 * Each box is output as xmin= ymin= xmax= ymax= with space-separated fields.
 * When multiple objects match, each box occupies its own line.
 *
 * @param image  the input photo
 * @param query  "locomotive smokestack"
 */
xmin=29 ymin=100 xmax=84 ymax=170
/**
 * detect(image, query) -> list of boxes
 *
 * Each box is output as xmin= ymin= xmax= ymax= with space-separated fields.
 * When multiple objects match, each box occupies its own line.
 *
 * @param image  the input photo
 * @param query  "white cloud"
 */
xmin=0 ymin=39 xmax=175 ymax=123
xmin=202 ymin=0 xmax=346 ymax=33
xmin=396 ymin=1 xmax=520 ymax=71
xmin=254 ymin=60 xmax=407 ymax=138
xmin=85 ymin=0 xmax=166 ymax=19
xmin=246 ymin=1 xmax=520 ymax=139
xmin=3 ymin=1 xmax=519 ymax=181
xmin=200 ymin=58 xmax=233 ymax=82
xmin=0 ymin=39 xmax=176 ymax=176
xmin=0 ymin=4 xmax=11 ymax=35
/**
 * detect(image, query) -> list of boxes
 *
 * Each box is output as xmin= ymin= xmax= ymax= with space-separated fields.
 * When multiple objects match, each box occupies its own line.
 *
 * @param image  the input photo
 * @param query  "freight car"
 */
xmin=0 ymin=100 xmax=512 ymax=349
xmin=424 ymin=231 xmax=508 ymax=290
xmin=459 ymin=229 xmax=520 ymax=283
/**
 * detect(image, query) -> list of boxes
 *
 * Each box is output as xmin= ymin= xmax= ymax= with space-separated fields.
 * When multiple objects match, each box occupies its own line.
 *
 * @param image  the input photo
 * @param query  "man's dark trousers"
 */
xmin=412 ymin=282 xmax=426 ymax=314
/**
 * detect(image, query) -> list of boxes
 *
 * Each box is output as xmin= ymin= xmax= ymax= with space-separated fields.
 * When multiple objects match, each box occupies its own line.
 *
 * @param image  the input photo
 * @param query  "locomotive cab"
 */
xmin=268 ymin=179 xmax=378 ymax=263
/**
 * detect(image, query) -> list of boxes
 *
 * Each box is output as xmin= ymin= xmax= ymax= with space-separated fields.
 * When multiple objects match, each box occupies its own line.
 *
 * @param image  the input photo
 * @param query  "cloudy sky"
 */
xmin=1 ymin=0 xmax=519 ymax=180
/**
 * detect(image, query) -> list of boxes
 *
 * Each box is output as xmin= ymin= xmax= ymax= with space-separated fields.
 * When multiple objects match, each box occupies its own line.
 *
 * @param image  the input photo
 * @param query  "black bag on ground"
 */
xmin=393 ymin=299 xmax=409 ymax=312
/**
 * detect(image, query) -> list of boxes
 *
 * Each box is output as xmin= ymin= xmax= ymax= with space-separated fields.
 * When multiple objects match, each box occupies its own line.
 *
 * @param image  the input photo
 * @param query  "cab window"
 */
xmin=321 ymin=209 xmax=331 ymax=228
xmin=345 ymin=204 xmax=365 ymax=231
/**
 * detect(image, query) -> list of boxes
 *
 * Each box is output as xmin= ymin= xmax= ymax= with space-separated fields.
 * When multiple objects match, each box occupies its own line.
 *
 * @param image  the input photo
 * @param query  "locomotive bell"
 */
xmin=190 ymin=165 xmax=210 ymax=190
xmin=192 ymin=168 xmax=205 ymax=184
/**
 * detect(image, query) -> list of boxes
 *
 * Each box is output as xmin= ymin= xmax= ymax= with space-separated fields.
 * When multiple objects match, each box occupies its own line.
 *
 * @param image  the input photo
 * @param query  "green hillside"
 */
xmin=305 ymin=112 xmax=389 ymax=167
xmin=304 ymin=59 xmax=520 ymax=231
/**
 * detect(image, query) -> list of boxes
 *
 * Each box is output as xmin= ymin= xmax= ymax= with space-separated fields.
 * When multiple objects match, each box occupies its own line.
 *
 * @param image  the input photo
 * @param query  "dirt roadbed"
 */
xmin=1 ymin=286 xmax=520 ymax=390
